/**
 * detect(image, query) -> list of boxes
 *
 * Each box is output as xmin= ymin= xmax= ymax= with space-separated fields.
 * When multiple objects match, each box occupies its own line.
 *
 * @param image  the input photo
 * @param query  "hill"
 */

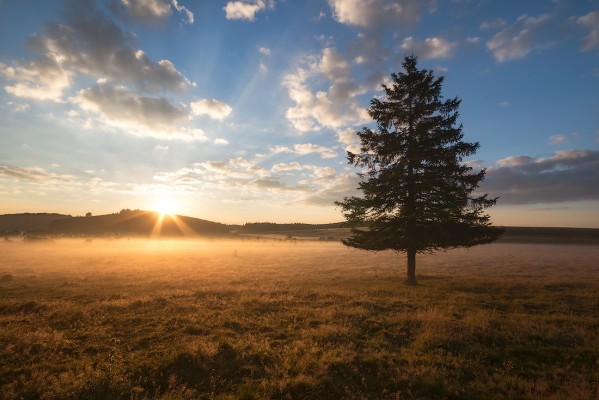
xmin=48 ymin=209 xmax=230 ymax=237
xmin=0 ymin=213 xmax=71 ymax=233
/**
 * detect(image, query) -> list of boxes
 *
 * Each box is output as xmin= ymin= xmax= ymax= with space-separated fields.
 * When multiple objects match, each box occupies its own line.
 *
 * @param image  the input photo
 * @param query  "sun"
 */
xmin=153 ymin=198 xmax=176 ymax=216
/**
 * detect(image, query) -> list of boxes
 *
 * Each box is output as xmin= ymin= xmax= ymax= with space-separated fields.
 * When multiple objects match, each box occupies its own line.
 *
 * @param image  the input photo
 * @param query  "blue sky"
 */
xmin=0 ymin=0 xmax=598 ymax=227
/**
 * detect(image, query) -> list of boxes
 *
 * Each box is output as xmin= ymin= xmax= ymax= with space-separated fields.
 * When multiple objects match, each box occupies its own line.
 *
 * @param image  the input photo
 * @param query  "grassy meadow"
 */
xmin=0 ymin=238 xmax=598 ymax=399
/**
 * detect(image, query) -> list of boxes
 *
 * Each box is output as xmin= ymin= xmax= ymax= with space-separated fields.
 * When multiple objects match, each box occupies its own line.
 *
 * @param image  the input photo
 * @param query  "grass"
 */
xmin=0 ymin=239 xmax=598 ymax=399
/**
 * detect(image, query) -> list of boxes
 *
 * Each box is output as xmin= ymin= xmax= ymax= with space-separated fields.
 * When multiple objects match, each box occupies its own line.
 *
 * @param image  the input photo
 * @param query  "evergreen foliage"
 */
xmin=336 ymin=56 xmax=503 ymax=284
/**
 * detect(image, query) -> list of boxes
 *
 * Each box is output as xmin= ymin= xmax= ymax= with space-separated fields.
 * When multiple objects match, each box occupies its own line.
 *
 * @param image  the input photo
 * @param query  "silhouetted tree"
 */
xmin=336 ymin=56 xmax=503 ymax=285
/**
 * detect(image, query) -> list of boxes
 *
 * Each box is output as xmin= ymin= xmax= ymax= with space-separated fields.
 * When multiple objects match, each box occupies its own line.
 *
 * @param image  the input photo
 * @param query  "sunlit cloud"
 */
xmin=1 ymin=0 xmax=192 ymax=101
xmin=577 ymin=10 xmax=599 ymax=52
xmin=115 ymin=0 xmax=192 ymax=24
xmin=328 ymin=0 xmax=430 ymax=29
xmin=400 ymin=37 xmax=458 ymax=59
xmin=294 ymin=143 xmax=337 ymax=159
xmin=269 ymin=143 xmax=336 ymax=158
xmin=224 ymin=0 xmax=273 ymax=21
xmin=272 ymin=162 xmax=303 ymax=172
xmin=190 ymin=99 xmax=233 ymax=120
xmin=283 ymin=48 xmax=369 ymax=133
xmin=486 ymin=13 xmax=552 ymax=62
xmin=0 ymin=56 xmax=71 ymax=101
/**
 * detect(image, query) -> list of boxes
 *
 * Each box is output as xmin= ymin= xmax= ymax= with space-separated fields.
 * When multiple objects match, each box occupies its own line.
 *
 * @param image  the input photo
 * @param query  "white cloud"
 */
xmin=224 ymin=0 xmax=272 ymax=21
xmin=486 ymin=14 xmax=552 ymax=62
xmin=578 ymin=11 xmax=599 ymax=52
xmin=0 ymin=56 xmax=71 ymax=101
xmin=498 ymin=100 xmax=509 ymax=107
xmin=272 ymin=162 xmax=303 ymax=172
xmin=268 ymin=146 xmax=292 ymax=155
xmin=294 ymin=143 xmax=337 ymax=159
xmin=2 ymin=1 xmax=192 ymax=99
xmin=154 ymin=144 xmax=169 ymax=153
xmin=190 ymin=99 xmax=233 ymax=120
xmin=214 ymin=138 xmax=229 ymax=145
xmin=401 ymin=36 xmax=458 ymax=59
xmin=171 ymin=0 xmax=194 ymax=24
xmin=269 ymin=143 xmax=337 ymax=159
xmin=114 ymin=0 xmax=194 ymax=24
xmin=328 ymin=0 xmax=429 ymax=29
xmin=283 ymin=48 xmax=370 ymax=133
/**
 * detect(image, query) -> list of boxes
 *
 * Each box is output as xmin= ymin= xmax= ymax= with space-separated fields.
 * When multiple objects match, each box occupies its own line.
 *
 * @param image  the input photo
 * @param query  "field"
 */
xmin=1 ymin=238 xmax=598 ymax=399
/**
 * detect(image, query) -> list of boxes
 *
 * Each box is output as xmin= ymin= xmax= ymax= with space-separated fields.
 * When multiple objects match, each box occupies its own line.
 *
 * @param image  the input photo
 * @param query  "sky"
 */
xmin=0 ymin=0 xmax=598 ymax=227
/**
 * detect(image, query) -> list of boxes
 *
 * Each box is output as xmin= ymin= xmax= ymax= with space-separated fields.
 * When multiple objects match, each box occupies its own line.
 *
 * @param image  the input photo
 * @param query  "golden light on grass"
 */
xmin=1 ymin=239 xmax=598 ymax=399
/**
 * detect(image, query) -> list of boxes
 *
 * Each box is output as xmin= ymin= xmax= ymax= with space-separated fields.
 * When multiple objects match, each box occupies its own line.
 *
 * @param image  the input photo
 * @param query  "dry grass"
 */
xmin=0 ymin=238 xmax=598 ymax=399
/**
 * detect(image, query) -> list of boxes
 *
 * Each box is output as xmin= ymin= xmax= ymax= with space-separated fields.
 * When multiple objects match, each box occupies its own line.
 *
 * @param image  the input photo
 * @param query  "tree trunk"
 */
xmin=406 ymin=248 xmax=417 ymax=285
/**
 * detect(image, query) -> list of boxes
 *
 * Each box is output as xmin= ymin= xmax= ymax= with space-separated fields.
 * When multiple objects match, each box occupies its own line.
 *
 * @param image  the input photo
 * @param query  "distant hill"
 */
xmin=239 ymin=222 xmax=348 ymax=233
xmin=48 ymin=209 xmax=231 ymax=237
xmin=0 ymin=213 xmax=72 ymax=233
xmin=499 ymin=226 xmax=599 ymax=245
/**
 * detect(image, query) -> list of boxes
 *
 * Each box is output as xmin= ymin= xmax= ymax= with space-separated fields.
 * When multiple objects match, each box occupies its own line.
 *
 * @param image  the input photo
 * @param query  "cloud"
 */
xmin=400 ymin=36 xmax=458 ymax=59
xmin=486 ymin=14 xmax=552 ymax=62
xmin=482 ymin=150 xmax=599 ymax=204
xmin=283 ymin=48 xmax=370 ymax=133
xmin=272 ymin=162 xmax=303 ymax=172
xmin=294 ymin=143 xmax=337 ymax=159
xmin=224 ymin=0 xmax=272 ymax=21
xmin=258 ymin=46 xmax=271 ymax=56
xmin=269 ymin=145 xmax=294 ymax=154
xmin=498 ymin=100 xmax=509 ymax=107
xmin=251 ymin=177 xmax=293 ymax=190
xmin=480 ymin=18 xmax=507 ymax=30
xmin=154 ymin=144 xmax=169 ymax=153
xmin=0 ymin=56 xmax=71 ymax=101
xmin=578 ymin=11 xmax=599 ymax=52
xmin=549 ymin=134 xmax=567 ymax=145
xmin=302 ymin=171 xmax=360 ymax=206
xmin=1 ymin=0 xmax=192 ymax=102
xmin=112 ymin=0 xmax=194 ymax=24
xmin=73 ymin=83 xmax=189 ymax=128
xmin=328 ymin=0 xmax=429 ymax=29
xmin=214 ymin=138 xmax=229 ymax=145
xmin=269 ymin=143 xmax=337 ymax=158
xmin=0 ymin=165 xmax=74 ymax=184
xmin=6 ymin=101 xmax=31 ymax=112
xmin=190 ymin=99 xmax=233 ymax=120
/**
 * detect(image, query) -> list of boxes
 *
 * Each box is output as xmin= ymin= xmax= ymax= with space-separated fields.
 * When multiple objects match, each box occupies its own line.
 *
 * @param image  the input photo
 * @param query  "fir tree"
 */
xmin=336 ymin=56 xmax=503 ymax=285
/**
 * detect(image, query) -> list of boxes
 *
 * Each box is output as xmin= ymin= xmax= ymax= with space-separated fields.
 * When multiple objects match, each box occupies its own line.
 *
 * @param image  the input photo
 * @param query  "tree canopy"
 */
xmin=336 ymin=55 xmax=503 ymax=285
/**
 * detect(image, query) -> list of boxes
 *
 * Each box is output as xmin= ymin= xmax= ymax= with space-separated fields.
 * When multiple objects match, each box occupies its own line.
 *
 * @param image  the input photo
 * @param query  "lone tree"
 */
xmin=336 ymin=56 xmax=503 ymax=285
